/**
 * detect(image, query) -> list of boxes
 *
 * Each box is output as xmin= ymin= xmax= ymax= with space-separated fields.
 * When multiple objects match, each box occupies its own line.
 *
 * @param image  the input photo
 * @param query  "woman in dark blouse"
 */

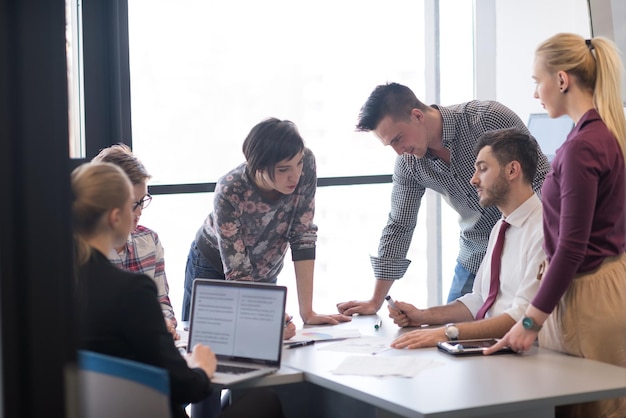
xmin=72 ymin=162 xmax=284 ymax=418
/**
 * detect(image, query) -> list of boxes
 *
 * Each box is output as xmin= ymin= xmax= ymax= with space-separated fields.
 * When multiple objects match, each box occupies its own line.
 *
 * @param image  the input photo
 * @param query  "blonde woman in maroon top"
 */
xmin=487 ymin=33 xmax=626 ymax=418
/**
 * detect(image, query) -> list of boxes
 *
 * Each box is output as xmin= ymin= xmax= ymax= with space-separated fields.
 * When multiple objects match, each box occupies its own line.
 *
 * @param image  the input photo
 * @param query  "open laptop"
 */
xmin=187 ymin=278 xmax=287 ymax=386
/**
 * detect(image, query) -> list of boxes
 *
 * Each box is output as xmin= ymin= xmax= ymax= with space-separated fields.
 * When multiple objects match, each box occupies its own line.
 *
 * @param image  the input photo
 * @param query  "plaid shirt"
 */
xmin=372 ymin=100 xmax=550 ymax=280
xmin=109 ymin=225 xmax=177 ymax=327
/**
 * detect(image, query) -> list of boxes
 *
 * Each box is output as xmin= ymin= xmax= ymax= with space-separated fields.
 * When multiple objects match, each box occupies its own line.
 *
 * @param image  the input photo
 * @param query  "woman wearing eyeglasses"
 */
xmin=93 ymin=144 xmax=179 ymax=339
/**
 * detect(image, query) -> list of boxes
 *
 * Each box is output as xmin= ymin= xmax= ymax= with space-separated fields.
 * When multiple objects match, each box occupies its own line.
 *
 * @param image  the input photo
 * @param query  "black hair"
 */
xmin=356 ymin=82 xmax=427 ymax=131
xmin=474 ymin=128 xmax=539 ymax=184
xmin=243 ymin=118 xmax=304 ymax=182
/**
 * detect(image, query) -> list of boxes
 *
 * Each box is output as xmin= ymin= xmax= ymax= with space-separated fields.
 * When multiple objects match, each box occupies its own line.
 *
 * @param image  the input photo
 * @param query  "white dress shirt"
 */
xmin=457 ymin=193 xmax=545 ymax=321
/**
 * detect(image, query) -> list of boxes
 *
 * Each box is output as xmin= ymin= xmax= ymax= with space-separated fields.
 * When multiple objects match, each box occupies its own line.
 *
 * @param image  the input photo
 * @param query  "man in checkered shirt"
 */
xmin=337 ymin=82 xmax=549 ymax=315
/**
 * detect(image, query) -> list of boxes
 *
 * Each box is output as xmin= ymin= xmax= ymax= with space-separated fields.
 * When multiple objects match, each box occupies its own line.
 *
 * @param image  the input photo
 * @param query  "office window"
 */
xmin=129 ymin=0 xmax=476 ymax=315
xmin=128 ymin=0 xmax=425 ymax=183
xmin=140 ymin=184 xmax=428 ymax=316
xmin=65 ymin=0 xmax=86 ymax=158
xmin=437 ymin=0 xmax=474 ymax=298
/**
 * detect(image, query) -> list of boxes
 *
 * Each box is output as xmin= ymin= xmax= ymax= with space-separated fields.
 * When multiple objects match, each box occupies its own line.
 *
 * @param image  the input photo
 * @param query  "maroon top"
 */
xmin=533 ymin=109 xmax=625 ymax=314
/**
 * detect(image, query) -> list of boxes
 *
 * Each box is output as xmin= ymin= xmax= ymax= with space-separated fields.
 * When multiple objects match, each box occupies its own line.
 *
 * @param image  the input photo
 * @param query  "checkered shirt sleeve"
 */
xmin=370 ymin=100 xmax=550 ymax=281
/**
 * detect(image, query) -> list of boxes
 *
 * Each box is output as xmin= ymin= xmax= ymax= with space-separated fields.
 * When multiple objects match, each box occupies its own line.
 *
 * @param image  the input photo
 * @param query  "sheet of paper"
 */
xmin=288 ymin=327 xmax=361 ymax=342
xmin=317 ymin=336 xmax=391 ymax=355
xmin=331 ymin=355 xmax=443 ymax=378
xmin=175 ymin=329 xmax=189 ymax=348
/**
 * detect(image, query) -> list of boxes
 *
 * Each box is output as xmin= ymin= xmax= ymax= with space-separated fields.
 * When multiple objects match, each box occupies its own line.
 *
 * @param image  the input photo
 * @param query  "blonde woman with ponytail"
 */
xmin=486 ymin=33 xmax=626 ymax=418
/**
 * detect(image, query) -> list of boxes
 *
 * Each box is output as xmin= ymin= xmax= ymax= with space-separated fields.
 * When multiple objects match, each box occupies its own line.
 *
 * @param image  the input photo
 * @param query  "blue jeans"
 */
xmin=182 ymin=241 xmax=225 ymax=321
xmin=446 ymin=262 xmax=475 ymax=303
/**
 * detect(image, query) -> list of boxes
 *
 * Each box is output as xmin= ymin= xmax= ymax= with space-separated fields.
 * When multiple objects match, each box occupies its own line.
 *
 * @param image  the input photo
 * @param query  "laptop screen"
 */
xmin=188 ymin=279 xmax=287 ymax=365
xmin=527 ymin=113 xmax=574 ymax=161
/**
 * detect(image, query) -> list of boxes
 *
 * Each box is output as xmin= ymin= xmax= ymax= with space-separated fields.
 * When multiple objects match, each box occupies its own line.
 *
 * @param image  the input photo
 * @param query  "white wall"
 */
xmin=494 ymin=0 xmax=591 ymax=120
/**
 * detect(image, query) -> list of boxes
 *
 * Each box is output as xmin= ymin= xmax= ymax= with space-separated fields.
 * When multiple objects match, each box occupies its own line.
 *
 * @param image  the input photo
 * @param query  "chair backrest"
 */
xmin=78 ymin=350 xmax=172 ymax=418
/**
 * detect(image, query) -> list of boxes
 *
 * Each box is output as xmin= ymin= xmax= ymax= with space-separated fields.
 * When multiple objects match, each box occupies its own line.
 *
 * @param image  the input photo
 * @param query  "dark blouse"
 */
xmin=77 ymin=249 xmax=211 ymax=418
xmin=533 ymin=109 xmax=626 ymax=313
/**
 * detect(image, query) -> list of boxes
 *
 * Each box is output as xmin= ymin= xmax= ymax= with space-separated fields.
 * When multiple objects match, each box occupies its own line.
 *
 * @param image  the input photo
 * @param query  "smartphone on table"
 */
xmin=437 ymin=338 xmax=515 ymax=356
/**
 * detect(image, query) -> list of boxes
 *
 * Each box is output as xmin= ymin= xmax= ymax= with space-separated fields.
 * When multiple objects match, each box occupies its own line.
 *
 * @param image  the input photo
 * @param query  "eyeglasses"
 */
xmin=132 ymin=194 xmax=152 ymax=211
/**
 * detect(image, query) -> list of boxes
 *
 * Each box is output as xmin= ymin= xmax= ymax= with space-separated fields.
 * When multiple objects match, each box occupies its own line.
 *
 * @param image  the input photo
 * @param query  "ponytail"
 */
xmin=536 ymin=33 xmax=626 ymax=157
xmin=74 ymin=235 xmax=92 ymax=266
xmin=589 ymin=37 xmax=626 ymax=157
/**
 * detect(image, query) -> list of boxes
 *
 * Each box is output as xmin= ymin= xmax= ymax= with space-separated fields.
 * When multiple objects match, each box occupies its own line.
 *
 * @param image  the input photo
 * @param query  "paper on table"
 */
xmin=175 ymin=329 xmax=189 ymax=348
xmin=317 ymin=336 xmax=391 ymax=355
xmin=331 ymin=355 xmax=442 ymax=378
xmin=288 ymin=327 xmax=361 ymax=342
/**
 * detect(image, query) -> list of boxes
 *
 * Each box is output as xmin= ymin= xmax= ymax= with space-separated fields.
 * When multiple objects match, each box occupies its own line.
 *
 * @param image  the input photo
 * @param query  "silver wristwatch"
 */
xmin=445 ymin=323 xmax=459 ymax=341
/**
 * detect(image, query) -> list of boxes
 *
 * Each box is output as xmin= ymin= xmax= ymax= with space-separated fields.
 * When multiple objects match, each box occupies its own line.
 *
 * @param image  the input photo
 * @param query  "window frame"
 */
xmin=80 ymin=0 xmax=480 ymax=307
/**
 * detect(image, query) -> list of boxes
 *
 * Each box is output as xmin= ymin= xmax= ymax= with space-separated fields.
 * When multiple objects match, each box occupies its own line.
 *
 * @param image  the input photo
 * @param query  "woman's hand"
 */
xmin=283 ymin=313 xmax=296 ymax=340
xmin=165 ymin=318 xmax=180 ymax=340
xmin=484 ymin=321 xmax=537 ymax=355
xmin=187 ymin=343 xmax=217 ymax=378
xmin=485 ymin=306 xmax=546 ymax=355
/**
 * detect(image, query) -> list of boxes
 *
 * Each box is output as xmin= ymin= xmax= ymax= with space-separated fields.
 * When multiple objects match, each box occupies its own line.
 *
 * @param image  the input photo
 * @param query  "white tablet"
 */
xmin=437 ymin=339 xmax=515 ymax=356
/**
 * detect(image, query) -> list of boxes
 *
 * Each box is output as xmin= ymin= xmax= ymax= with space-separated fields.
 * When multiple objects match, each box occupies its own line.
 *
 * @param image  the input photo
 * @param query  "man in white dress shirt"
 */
xmin=390 ymin=128 xmax=546 ymax=349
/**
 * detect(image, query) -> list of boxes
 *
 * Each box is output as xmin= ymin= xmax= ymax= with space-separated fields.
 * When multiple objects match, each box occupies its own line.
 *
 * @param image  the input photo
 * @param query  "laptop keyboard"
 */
xmin=216 ymin=364 xmax=257 ymax=375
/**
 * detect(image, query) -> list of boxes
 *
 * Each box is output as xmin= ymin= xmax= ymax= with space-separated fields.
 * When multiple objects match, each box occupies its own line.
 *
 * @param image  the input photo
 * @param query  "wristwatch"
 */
xmin=522 ymin=316 xmax=542 ymax=332
xmin=444 ymin=323 xmax=459 ymax=341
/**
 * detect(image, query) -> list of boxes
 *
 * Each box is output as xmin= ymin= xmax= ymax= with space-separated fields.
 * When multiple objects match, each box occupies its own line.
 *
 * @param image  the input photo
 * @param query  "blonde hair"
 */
xmin=71 ymin=162 xmax=132 ymax=265
xmin=92 ymin=143 xmax=151 ymax=185
xmin=536 ymin=33 xmax=626 ymax=157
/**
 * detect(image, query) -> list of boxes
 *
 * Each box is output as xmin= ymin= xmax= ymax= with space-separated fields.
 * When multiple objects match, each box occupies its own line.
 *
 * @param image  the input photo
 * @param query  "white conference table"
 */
xmin=230 ymin=315 xmax=626 ymax=418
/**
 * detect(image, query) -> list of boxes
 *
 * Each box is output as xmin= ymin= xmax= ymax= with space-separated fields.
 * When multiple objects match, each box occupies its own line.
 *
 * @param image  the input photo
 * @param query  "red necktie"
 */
xmin=476 ymin=220 xmax=510 ymax=320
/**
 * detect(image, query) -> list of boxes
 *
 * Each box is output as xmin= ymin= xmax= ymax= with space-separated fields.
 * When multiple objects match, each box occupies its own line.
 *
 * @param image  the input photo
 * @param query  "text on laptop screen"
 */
xmin=189 ymin=282 xmax=285 ymax=362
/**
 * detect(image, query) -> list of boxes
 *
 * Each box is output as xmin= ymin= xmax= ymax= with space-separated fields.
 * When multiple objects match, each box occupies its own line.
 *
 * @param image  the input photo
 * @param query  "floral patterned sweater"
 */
xmin=194 ymin=148 xmax=318 ymax=282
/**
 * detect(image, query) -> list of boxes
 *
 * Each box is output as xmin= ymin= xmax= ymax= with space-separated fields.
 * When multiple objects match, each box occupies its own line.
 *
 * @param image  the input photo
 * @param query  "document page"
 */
xmin=232 ymin=289 xmax=284 ymax=360
xmin=189 ymin=285 xmax=284 ymax=361
xmin=332 ymin=356 xmax=443 ymax=377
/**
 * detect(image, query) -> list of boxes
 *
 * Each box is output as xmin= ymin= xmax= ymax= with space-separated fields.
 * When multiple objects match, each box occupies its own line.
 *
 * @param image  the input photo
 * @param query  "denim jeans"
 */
xmin=446 ymin=261 xmax=476 ymax=303
xmin=182 ymin=240 xmax=225 ymax=321
xmin=190 ymin=390 xmax=222 ymax=418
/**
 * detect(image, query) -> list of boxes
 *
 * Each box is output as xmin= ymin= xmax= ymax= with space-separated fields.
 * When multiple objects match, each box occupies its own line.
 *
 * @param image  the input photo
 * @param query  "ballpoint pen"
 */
xmin=286 ymin=340 xmax=315 ymax=349
xmin=284 ymin=315 xmax=293 ymax=328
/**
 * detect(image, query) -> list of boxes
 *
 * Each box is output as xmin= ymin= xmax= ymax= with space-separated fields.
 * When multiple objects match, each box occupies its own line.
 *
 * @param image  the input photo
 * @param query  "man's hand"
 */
xmin=388 ymin=301 xmax=425 ymax=327
xmin=336 ymin=299 xmax=382 ymax=316
xmin=390 ymin=327 xmax=446 ymax=349
xmin=302 ymin=311 xmax=352 ymax=325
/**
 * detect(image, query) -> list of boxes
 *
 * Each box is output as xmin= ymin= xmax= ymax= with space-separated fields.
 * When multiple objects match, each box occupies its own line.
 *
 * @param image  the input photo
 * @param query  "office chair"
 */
xmin=78 ymin=350 xmax=171 ymax=418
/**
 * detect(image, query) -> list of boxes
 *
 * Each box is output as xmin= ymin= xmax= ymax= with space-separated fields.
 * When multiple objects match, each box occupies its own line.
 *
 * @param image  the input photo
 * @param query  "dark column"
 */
xmin=0 ymin=1 xmax=76 ymax=417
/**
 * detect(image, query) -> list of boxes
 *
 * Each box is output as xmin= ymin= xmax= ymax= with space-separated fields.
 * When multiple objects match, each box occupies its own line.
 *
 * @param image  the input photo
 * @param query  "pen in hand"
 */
xmin=384 ymin=295 xmax=403 ymax=313
xmin=286 ymin=340 xmax=315 ymax=349
xmin=284 ymin=315 xmax=293 ymax=328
